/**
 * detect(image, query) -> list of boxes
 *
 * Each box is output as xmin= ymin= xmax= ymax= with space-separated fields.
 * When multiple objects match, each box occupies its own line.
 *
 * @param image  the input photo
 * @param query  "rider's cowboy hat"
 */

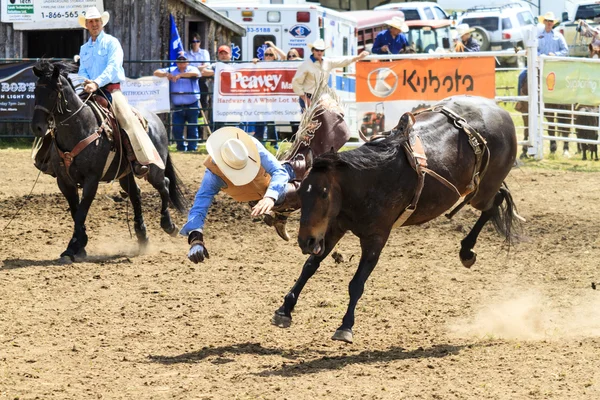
xmin=308 ymin=39 xmax=330 ymax=51
xmin=78 ymin=6 xmax=110 ymax=28
xmin=206 ymin=127 xmax=261 ymax=186
xmin=385 ymin=16 xmax=409 ymax=33
xmin=456 ymin=24 xmax=476 ymax=37
xmin=538 ymin=11 xmax=559 ymax=25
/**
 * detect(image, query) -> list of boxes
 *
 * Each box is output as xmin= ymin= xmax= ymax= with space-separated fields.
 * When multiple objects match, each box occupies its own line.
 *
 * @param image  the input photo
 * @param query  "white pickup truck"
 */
xmin=559 ymin=0 xmax=600 ymax=57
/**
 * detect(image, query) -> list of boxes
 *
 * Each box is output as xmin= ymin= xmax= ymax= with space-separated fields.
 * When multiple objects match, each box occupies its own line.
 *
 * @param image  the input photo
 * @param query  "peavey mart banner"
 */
xmin=356 ymin=57 xmax=496 ymax=133
xmin=213 ymin=62 xmax=302 ymax=123
xmin=542 ymin=59 xmax=600 ymax=106
xmin=0 ymin=61 xmax=170 ymax=121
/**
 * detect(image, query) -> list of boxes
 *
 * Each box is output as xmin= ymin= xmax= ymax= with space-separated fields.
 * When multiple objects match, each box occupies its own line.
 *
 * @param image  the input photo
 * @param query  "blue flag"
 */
xmin=169 ymin=14 xmax=184 ymax=65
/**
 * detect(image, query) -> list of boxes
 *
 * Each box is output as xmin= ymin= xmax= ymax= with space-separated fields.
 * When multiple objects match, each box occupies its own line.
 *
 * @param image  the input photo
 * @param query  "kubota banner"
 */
xmin=355 ymin=58 xmax=496 ymax=138
xmin=356 ymin=58 xmax=496 ymax=102
xmin=213 ymin=62 xmax=302 ymax=122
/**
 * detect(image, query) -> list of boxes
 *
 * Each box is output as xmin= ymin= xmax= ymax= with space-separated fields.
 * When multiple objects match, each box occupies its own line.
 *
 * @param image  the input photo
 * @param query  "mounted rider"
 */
xmin=77 ymin=6 xmax=164 ymax=177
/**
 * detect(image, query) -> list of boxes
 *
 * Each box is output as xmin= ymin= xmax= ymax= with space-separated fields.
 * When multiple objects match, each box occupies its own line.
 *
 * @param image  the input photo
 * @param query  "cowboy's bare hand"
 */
xmin=84 ymin=80 xmax=98 ymax=93
xmin=251 ymin=197 xmax=275 ymax=217
xmin=381 ymin=45 xmax=389 ymax=53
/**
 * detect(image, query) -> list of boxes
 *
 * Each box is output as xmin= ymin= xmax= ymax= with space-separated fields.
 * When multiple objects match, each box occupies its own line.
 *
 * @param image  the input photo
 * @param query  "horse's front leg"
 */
xmin=60 ymin=178 xmax=99 ymax=261
xmin=333 ymin=234 xmax=388 ymax=344
xmin=119 ymin=174 xmax=149 ymax=250
xmin=272 ymin=227 xmax=345 ymax=329
xmin=57 ymin=178 xmax=80 ymax=261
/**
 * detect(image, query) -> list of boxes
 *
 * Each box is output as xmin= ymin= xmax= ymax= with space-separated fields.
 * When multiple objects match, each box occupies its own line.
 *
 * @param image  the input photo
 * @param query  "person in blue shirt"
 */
xmin=77 ymin=6 xmax=164 ymax=177
xmin=153 ymin=54 xmax=201 ymax=151
xmin=185 ymin=32 xmax=210 ymax=122
xmin=182 ymin=127 xmax=309 ymax=263
xmin=372 ymin=17 xmax=409 ymax=55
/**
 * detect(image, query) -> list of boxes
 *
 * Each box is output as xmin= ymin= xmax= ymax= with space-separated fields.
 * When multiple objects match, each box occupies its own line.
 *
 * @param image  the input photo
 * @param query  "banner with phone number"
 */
xmin=213 ymin=61 xmax=302 ymax=123
xmin=2 ymin=0 xmax=103 ymax=30
xmin=355 ymin=58 xmax=496 ymax=135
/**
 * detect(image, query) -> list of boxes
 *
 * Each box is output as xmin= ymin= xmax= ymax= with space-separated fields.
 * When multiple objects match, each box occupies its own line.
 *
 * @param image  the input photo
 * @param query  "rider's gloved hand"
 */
xmin=187 ymin=231 xmax=209 ymax=263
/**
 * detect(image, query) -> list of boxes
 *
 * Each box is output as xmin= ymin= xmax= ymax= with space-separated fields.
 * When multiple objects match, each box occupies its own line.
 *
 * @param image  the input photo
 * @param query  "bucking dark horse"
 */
xmin=272 ymin=95 xmax=522 ymax=343
xmin=30 ymin=60 xmax=186 ymax=262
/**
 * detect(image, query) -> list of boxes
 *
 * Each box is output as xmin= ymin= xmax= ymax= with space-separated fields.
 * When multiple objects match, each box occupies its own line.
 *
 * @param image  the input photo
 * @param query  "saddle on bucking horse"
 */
xmin=33 ymin=91 xmax=149 ymax=180
xmin=264 ymin=83 xmax=351 ymax=241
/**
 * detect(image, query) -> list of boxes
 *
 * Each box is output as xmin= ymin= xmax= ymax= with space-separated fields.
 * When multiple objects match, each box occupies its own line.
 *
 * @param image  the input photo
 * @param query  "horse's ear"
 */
xmin=51 ymin=64 xmax=61 ymax=80
xmin=32 ymin=66 xmax=42 ymax=78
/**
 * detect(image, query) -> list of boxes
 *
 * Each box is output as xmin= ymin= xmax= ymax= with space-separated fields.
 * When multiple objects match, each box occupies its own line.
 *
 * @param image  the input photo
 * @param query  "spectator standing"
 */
xmin=185 ymin=33 xmax=211 ymax=133
xmin=372 ymin=17 xmax=409 ymax=55
xmin=252 ymin=46 xmax=280 ymax=148
xmin=153 ymin=54 xmax=201 ymax=151
xmin=454 ymin=24 xmax=480 ymax=52
xmin=292 ymin=38 xmax=369 ymax=111
xmin=203 ymin=45 xmax=233 ymax=131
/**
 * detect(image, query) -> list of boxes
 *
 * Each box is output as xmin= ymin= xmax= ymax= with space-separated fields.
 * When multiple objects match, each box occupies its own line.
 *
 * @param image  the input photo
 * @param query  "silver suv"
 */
xmin=458 ymin=3 xmax=535 ymax=54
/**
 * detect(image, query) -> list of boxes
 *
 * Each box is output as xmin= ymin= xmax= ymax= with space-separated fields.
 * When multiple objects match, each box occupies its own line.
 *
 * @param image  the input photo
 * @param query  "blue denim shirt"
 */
xmin=157 ymin=65 xmax=201 ymax=106
xmin=537 ymin=28 xmax=569 ymax=56
xmin=372 ymin=30 xmax=409 ymax=54
xmin=180 ymin=137 xmax=291 ymax=236
xmin=78 ymin=31 xmax=126 ymax=88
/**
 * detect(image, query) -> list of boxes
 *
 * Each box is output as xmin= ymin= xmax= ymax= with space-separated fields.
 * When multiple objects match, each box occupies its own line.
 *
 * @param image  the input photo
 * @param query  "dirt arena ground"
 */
xmin=1 ymin=149 xmax=599 ymax=399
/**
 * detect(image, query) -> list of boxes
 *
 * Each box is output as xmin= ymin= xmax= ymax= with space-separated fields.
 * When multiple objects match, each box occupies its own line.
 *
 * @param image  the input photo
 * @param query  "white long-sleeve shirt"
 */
xmin=291 ymin=55 xmax=356 ymax=96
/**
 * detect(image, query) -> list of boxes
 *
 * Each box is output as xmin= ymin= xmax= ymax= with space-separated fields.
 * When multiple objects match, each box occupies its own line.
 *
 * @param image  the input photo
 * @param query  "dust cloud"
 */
xmin=449 ymin=289 xmax=600 ymax=340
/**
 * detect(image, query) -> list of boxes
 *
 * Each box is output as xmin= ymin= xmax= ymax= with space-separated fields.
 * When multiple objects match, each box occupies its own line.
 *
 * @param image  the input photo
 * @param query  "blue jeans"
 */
xmin=517 ymin=69 xmax=527 ymax=95
xmin=172 ymin=101 xmax=200 ymax=151
xmin=252 ymin=122 xmax=279 ymax=149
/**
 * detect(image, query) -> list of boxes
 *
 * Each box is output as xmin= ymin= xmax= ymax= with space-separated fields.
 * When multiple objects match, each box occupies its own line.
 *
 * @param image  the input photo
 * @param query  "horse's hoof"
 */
xmin=167 ymin=224 xmax=179 ymax=237
xmin=75 ymin=248 xmax=87 ymax=261
xmin=271 ymin=312 xmax=292 ymax=328
xmin=58 ymin=255 xmax=74 ymax=265
xmin=461 ymin=252 xmax=477 ymax=269
xmin=331 ymin=329 xmax=353 ymax=343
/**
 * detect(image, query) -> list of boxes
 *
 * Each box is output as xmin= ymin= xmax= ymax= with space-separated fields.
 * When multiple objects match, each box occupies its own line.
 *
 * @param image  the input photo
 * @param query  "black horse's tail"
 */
xmin=491 ymin=182 xmax=523 ymax=248
xmin=165 ymin=153 xmax=188 ymax=214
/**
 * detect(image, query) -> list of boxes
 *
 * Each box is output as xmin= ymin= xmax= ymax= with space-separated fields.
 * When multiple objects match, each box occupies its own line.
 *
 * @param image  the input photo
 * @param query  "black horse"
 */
xmin=30 ymin=60 xmax=186 ymax=262
xmin=272 ymin=95 xmax=521 ymax=343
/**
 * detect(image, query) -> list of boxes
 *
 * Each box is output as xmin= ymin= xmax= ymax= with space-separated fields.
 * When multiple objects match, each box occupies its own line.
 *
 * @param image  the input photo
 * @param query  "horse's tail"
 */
xmin=491 ymin=182 xmax=524 ymax=248
xmin=165 ymin=153 xmax=188 ymax=214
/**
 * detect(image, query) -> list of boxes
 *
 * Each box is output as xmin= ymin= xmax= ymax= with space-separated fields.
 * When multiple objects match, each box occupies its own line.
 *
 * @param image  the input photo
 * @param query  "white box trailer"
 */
xmin=208 ymin=0 xmax=358 ymax=66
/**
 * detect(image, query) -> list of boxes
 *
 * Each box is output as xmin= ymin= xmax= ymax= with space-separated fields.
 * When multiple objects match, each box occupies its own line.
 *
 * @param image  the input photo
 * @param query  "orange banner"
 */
xmin=356 ymin=58 xmax=496 ymax=103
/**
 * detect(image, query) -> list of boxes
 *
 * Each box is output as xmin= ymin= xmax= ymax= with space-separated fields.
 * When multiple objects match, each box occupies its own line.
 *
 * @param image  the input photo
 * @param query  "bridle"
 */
xmin=34 ymin=76 xmax=90 ymax=128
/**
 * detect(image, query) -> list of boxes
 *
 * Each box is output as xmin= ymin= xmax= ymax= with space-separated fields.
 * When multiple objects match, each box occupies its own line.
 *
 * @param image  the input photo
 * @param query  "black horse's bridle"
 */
xmin=34 ymin=79 xmax=89 ymax=127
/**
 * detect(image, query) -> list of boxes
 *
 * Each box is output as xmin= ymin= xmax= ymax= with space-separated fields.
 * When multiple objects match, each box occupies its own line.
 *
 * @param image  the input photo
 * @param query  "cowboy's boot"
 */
xmin=284 ymin=150 xmax=313 ymax=181
xmin=266 ymin=180 xmax=304 ymax=241
xmin=123 ymin=135 xmax=149 ymax=178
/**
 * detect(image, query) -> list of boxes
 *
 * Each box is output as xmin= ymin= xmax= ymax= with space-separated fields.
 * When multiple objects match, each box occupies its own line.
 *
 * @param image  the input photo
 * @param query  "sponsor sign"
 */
xmin=213 ymin=62 xmax=302 ymax=122
xmin=2 ymin=0 xmax=102 ymax=30
xmin=542 ymin=59 xmax=600 ymax=106
xmin=121 ymin=76 xmax=170 ymax=114
xmin=0 ymin=62 xmax=37 ymax=121
xmin=355 ymin=58 xmax=496 ymax=134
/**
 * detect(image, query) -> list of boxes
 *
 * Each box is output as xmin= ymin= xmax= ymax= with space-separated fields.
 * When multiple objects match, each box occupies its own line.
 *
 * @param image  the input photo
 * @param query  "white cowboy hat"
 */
xmin=308 ymin=39 xmax=330 ymax=51
xmin=386 ymin=16 xmax=409 ymax=33
xmin=538 ymin=11 xmax=558 ymax=24
xmin=206 ymin=127 xmax=261 ymax=186
xmin=456 ymin=24 xmax=475 ymax=37
xmin=78 ymin=6 xmax=110 ymax=29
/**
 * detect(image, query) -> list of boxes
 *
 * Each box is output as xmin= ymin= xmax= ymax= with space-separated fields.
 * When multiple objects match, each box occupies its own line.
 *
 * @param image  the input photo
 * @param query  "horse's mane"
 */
xmin=33 ymin=59 xmax=79 ymax=88
xmin=312 ymin=134 xmax=407 ymax=173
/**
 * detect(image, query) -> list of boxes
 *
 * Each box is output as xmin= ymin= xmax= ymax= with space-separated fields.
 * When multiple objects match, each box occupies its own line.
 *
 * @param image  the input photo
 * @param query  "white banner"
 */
xmin=3 ymin=0 xmax=103 ymax=30
xmin=213 ymin=61 xmax=302 ymax=122
xmin=122 ymin=76 xmax=170 ymax=115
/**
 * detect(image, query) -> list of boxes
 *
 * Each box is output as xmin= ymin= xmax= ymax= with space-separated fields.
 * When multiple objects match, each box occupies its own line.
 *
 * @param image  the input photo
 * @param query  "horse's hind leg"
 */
xmin=119 ymin=174 xmax=149 ymax=249
xmin=148 ymin=171 xmax=178 ymax=236
xmin=459 ymin=191 xmax=505 ymax=268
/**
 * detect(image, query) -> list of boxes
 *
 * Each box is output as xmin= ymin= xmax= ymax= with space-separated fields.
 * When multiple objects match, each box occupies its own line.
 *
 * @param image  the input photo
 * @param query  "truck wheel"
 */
xmin=471 ymin=26 xmax=491 ymax=51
